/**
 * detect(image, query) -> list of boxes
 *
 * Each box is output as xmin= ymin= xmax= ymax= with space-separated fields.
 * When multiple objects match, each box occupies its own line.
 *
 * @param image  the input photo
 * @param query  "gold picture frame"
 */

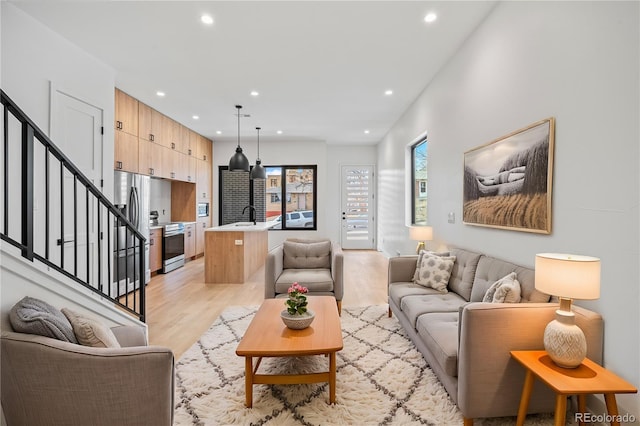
xmin=463 ymin=118 xmax=555 ymax=234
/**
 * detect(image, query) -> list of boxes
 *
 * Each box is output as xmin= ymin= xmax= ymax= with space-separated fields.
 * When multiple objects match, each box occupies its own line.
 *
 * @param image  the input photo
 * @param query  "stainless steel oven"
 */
xmin=162 ymin=223 xmax=185 ymax=273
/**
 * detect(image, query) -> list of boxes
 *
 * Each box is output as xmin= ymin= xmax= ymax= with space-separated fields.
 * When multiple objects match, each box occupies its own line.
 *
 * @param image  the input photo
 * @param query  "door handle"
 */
xmin=57 ymin=238 xmax=74 ymax=246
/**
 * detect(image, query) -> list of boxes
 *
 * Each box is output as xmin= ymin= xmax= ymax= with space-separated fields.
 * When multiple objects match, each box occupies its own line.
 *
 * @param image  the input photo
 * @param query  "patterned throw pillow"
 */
xmin=415 ymin=253 xmax=456 ymax=293
xmin=483 ymin=272 xmax=522 ymax=303
xmin=412 ymin=250 xmax=451 ymax=282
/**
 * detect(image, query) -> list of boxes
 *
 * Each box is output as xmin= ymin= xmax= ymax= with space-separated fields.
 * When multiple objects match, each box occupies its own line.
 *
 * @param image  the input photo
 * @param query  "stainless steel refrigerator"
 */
xmin=113 ymin=170 xmax=150 ymax=296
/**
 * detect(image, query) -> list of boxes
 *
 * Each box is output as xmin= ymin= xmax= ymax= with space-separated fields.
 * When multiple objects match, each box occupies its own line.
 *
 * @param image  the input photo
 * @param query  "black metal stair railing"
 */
xmin=1 ymin=89 xmax=145 ymax=322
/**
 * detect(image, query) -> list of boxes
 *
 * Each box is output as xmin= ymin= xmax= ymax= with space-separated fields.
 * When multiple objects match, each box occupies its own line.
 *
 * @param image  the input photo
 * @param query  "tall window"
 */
xmin=412 ymin=138 xmax=427 ymax=224
xmin=265 ymin=165 xmax=317 ymax=230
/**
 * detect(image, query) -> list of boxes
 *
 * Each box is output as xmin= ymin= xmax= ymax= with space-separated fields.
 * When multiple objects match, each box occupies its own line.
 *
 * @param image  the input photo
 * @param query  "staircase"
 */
xmin=1 ymin=90 xmax=146 ymax=323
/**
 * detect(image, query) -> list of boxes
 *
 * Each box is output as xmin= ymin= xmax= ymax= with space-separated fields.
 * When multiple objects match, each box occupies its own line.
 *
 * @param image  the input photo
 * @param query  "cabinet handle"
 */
xmin=116 ymin=161 xmax=123 ymax=169
xmin=150 ymin=168 xmax=154 ymax=176
xmin=188 ymin=231 xmax=192 ymax=237
xmin=150 ymin=238 xmax=154 ymax=246
xmin=203 ymin=154 xmax=207 ymax=161
xmin=202 ymin=192 xmax=206 ymax=198
xmin=171 ymin=172 xmax=175 ymax=179
xmin=202 ymin=222 xmax=205 ymax=228
xmin=188 ymin=176 xmax=191 ymax=182
xmin=171 ymin=142 xmax=175 ymax=149
xmin=150 ymin=134 xmax=154 ymax=142
xmin=188 ymin=149 xmax=192 ymax=155
xmin=116 ymin=121 xmax=122 ymax=130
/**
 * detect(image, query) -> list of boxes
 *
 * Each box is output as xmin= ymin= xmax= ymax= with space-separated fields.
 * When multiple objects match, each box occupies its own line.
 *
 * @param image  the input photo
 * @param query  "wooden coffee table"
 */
xmin=235 ymin=296 xmax=343 ymax=408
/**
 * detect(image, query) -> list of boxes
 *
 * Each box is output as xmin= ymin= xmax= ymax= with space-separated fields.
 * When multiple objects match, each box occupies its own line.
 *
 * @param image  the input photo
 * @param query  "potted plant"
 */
xmin=281 ymin=282 xmax=315 ymax=329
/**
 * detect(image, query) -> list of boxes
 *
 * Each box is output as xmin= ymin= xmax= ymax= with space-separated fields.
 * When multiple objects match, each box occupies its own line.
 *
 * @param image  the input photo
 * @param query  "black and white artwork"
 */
xmin=463 ymin=118 xmax=555 ymax=234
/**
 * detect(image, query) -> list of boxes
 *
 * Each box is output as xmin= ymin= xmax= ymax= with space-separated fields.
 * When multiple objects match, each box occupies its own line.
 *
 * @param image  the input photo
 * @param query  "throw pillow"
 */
xmin=415 ymin=253 xmax=456 ymax=293
xmin=483 ymin=272 xmax=522 ymax=303
xmin=412 ymin=250 xmax=451 ymax=282
xmin=61 ymin=308 xmax=121 ymax=348
xmin=9 ymin=296 xmax=78 ymax=343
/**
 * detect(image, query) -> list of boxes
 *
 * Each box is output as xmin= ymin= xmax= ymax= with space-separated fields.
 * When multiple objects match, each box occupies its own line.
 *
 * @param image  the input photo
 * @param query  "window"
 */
xmin=266 ymin=165 xmax=317 ymax=230
xmin=412 ymin=138 xmax=427 ymax=225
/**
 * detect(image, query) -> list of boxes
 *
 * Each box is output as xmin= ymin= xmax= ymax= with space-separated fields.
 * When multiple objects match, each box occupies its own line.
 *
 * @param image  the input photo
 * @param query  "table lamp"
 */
xmin=535 ymin=253 xmax=601 ymax=368
xmin=409 ymin=226 xmax=433 ymax=254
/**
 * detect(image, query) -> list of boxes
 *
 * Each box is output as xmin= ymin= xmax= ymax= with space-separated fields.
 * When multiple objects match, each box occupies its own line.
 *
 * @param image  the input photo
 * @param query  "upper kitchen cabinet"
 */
xmin=196 ymin=134 xmax=212 ymax=162
xmin=166 ymin=117 xmax=185 ymax=153
xmin=114 ymin=89 xmax=138 ymax=136
xmin=138 ymin=102 xmax=163 ymax=145
xmin=114 ymin=131 xmax=139 ymax=173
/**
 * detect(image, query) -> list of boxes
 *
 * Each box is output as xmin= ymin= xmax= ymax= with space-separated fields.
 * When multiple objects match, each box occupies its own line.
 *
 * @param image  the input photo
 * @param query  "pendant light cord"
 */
xmin=256 ymin=127 xmax=261 ymax=160
xmin=236 ymin=105 xmax=242 ymax=148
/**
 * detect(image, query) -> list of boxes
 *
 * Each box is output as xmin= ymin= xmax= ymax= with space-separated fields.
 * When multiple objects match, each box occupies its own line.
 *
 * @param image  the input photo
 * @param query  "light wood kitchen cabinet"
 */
xmin=166 ymin=118 xmax=184 ymax=153
xmin=196 ymin=217 xmax=210 ymax=256
xmin=138 ymin=138 xmax=151 ymax=176
xmin=184 ymin=223 xmax=196 ymax=259
xmin=138 ymin=103 xmax=163 ymax=145
xmin=196 ymin=159 xmax=211 ymax=202
xmin=149 ymin=227 xmax=163 ymax=273
xmin=148 ymin=144 xmax=172 ymax=179
xmin=189 ymin=130 xmax=199 ymax=157
xmin=180 ymin=125 xmax=192 ymax=155
xmin=115 ymin=89 xmax=138 ymax=136
xmin=114 ymin=131 xmax=139 ymax=173
xmin=196 ymin=134 xmax=212 ymax=161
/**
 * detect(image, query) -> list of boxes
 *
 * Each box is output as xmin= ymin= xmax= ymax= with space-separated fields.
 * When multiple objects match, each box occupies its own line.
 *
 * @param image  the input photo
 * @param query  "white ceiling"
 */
xmin=13 ymin=1 xmax=496 ymax=145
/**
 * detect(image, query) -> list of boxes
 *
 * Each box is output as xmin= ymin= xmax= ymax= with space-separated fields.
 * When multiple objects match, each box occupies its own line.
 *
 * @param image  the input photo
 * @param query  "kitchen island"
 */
xmin=204 ymin=222 xmax=276 ymax=284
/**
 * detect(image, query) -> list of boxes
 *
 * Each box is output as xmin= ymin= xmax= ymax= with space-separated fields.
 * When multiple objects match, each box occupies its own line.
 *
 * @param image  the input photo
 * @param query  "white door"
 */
xmin=340 ymin=165 xmax=375 ymax=249
xmin=47 ymin=86 xmax=104 ymax=287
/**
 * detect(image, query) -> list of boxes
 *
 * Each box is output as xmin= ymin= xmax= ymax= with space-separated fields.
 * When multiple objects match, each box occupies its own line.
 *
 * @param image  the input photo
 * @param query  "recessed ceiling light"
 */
xmin=201 ymin=15 xmax=214 ymax=25
xmin=385 ymin=90 xmax=393 ymax=96
xmin=276 ymin=130 xmax=283 ymax=134
xmin=192 ymin=115 xmax=199 ymax=120
xmin=364 ymin=130 xmax=370 ymax=134
xmin=424 ymin=13 xmax=437 ymax=23
xmin=156 ymin=91 xmax=165 ymax=97
xmin=216 ymin=130 xmax=222 ymax=135
xmin=250 ymin=91 xmax=259 ymax=96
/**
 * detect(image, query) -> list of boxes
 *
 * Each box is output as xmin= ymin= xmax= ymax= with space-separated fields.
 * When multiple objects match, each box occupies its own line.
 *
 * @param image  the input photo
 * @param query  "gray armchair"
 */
xmin=265 ymin=238 xmax=344 ymax=314
xmin=1 ymin=325 xmax=174 ymax=426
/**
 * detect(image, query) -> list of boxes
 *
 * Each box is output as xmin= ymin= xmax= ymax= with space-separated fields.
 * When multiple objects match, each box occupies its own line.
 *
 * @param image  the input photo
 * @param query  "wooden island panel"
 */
xmin=204 ymin=229 xmax=269 ymax=283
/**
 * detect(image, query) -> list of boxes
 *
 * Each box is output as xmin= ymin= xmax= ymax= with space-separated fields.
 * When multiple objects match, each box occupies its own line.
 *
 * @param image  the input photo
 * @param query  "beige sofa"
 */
xmin=1 ymin=325 xmax=174 ymax=426
xmin=388 ymin=247 xmax=604 ymax=425
xmin=265 ymin=238 xmax=344 ymax=314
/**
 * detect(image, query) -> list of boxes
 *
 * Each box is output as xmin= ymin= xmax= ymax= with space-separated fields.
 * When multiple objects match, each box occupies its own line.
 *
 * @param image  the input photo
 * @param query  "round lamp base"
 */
xmin=543 ymin=310 xmax=586 ymax=368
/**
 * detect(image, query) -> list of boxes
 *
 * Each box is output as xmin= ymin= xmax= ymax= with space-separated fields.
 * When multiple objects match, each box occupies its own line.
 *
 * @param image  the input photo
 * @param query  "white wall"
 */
xmin=1 ymin=3 xmax=116 ymax=200
xmin=0 ymin=4 xmax=133 ymax=328
xmin=377 ymin=1 xmax=639 ymax=418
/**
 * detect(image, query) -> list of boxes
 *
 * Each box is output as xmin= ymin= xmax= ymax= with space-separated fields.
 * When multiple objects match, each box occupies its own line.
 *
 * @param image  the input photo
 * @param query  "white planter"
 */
xmin=280 ymin=309 xmax=315 ymax=330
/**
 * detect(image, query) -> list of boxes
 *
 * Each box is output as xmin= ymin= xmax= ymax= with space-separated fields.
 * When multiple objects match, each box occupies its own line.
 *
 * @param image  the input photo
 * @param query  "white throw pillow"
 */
xmin=415 ymin=253 xmax=456 ymax=293
xmin=412 ymin=250 xmax=451 ymax=282
xmin=483 ymin=272 xmax=522 ymax=303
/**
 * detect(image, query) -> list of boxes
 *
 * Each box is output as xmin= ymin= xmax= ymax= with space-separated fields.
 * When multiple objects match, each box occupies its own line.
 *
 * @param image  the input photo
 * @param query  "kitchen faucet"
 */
xmin=242 ymin=205 xmax=256 ymax=225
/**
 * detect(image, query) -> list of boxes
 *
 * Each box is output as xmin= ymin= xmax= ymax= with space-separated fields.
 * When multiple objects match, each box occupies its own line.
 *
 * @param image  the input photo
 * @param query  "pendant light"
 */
xmin=229 ymin=105 xmax=249 ymax=172
xmin=250 ymin=126 xmax=267 ymax=180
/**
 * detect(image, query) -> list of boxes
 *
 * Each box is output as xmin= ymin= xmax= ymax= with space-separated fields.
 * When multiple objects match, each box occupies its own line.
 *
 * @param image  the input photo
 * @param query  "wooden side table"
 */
xmin=510 ymin=350 xmax=637 ymax=426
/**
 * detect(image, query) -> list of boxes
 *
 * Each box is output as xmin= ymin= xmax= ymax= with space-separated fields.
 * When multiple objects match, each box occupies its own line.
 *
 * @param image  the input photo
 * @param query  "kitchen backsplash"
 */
xmin=150 ymin=178 xmax=172 ymax=223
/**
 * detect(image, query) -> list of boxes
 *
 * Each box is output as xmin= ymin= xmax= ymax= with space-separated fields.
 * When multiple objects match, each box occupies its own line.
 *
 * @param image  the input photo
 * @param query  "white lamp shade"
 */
xmin=409 ymin=226 xmax=433 ymax=241
xmin=535 ymin=253 xmax=601 ymax=300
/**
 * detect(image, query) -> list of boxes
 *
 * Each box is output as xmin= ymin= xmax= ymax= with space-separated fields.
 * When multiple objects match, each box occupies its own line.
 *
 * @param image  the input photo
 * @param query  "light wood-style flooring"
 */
xmin=145 ymin=250 xmax=389 ymax=358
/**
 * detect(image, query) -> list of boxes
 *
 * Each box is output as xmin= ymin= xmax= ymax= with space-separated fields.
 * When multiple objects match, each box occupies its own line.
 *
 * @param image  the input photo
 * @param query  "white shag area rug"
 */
xmin=174 ymin=305 xmax=554 ymax=425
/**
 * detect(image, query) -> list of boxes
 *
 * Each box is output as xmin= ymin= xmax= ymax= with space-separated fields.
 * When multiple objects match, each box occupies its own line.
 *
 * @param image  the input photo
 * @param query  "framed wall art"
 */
xmin=463 ymin=117 xmax=555 ymax=234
